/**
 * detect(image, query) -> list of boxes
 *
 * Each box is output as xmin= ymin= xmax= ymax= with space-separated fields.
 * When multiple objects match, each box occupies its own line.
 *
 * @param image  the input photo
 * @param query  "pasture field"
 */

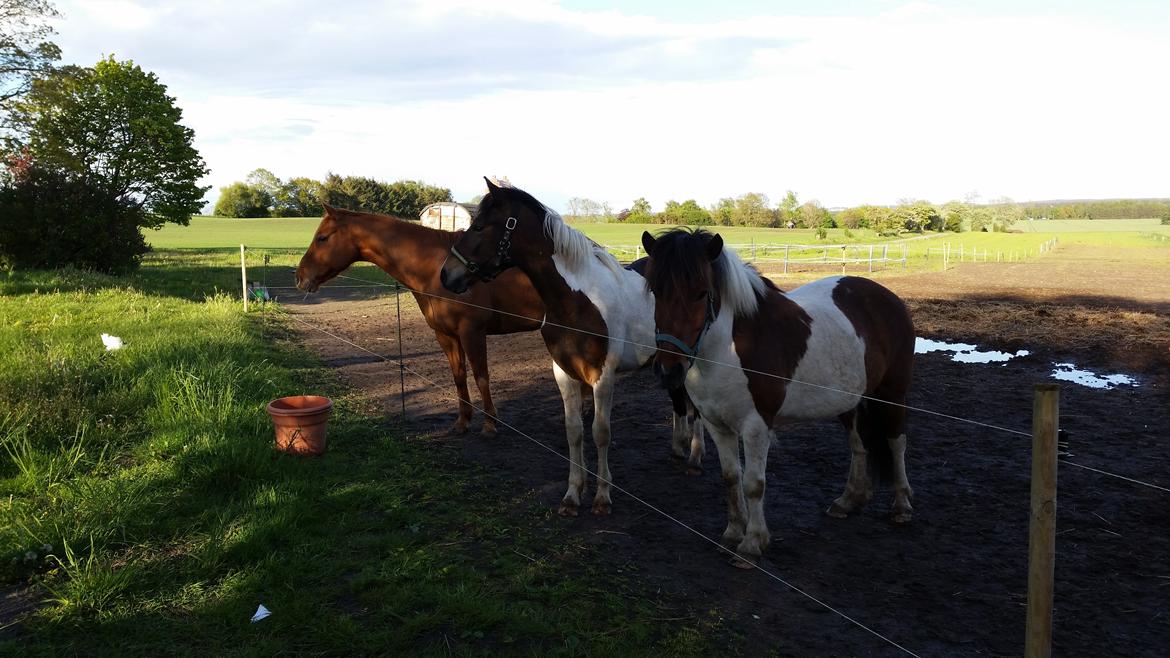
xmin=0 ymin=263 xmax=722 ymax=655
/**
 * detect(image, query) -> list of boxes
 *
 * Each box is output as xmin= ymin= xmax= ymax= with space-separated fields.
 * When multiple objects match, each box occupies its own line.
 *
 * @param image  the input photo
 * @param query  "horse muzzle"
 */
xmin=654 ymin=359 xmax=688 ymax=391
xmin=295 ymin=274 xmax=319 ymax=293
xmin=440 ymin=260 xmax=471 ymax=294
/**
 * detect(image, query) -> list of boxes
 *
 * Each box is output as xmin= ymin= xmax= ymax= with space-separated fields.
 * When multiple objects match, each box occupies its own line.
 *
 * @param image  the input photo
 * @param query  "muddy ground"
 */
xmin=278 ymin=251 xmax=1169 ymax=657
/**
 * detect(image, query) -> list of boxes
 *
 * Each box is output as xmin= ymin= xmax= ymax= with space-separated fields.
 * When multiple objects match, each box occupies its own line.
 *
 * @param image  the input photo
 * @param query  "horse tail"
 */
xmin=857 ymin=398 xmax=897 ymax=484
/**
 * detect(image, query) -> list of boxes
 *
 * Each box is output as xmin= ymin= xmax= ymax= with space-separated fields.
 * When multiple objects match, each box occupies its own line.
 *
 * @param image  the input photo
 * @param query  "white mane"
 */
xmin=542 ymin=207 xmax=623 ymax=275
xmin=717 ymin=246 xmax=767 ymax=318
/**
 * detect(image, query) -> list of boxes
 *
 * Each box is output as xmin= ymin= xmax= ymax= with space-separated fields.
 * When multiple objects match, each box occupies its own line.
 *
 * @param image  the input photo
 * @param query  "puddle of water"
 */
xmin=914 ymin=337 xmax=1030 ymax=364
xmin=915 ymin=338 xmax=1141 ymax=389
xmin=1051 ymin=363 xmax=1138 ymax=390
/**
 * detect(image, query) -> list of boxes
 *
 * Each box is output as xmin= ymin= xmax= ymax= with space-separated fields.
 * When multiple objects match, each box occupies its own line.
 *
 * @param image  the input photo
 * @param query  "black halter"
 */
xmin=449 ymin=216 xmax=518 ymax=282
xmin=655 ymin=291 xmax=717 ymax=365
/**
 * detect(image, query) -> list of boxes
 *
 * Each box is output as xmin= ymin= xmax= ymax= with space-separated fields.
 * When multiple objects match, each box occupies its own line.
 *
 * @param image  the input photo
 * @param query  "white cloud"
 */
xmin=49 ymin=1 xmax=1170 ymax=212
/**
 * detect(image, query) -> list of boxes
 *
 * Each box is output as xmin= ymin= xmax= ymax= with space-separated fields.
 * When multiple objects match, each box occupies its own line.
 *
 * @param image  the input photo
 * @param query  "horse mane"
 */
xmin=328 ymin=205 xmax=458 ymax=245
xmin=478 ymin=185 xmax=622 ymax=275
xmin=645 ymin=228 xmax=767 ymax=318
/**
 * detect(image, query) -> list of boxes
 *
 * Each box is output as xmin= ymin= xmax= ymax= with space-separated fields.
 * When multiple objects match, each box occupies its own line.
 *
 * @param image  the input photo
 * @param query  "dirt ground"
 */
xmin=278 ymin=247 xmax=1169 ymax=656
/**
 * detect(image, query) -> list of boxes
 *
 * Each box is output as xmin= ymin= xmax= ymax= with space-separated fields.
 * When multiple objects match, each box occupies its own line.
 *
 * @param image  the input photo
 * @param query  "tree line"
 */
xmin=568 ymin=193 xmax=1170 ymax=236
xmin=213 ymin=170 xmax=453 ymax=219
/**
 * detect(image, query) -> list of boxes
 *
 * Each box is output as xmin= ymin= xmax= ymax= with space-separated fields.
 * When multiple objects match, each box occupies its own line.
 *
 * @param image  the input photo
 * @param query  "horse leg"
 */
xmin=589 ymin=371 xmax=616 ymax=515
xmin=737 ymin=419 xmax=773 ymax=560
xmin=707 ymin=422 xmax=747 ymax=547
xmin=461 ymin=330 xmax=497 ymax=438
xmin=686 ymin=396 xmax=706 ymax=476
xmin=435 ymin=331 xmax=472 ymax=435
xmin=667 ymin=386 xmax=690 ymax=462
xmin=553 ymin=362 xmax=586 ymax=517
xmin=889 ymin=433 xmax=914 ymax=523
xmin=827 ymin=410 xmax=873 ymax=518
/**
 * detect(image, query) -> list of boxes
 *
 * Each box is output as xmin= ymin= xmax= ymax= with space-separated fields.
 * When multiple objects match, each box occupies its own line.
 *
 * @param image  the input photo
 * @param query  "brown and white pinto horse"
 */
xmin=295 ymin=205 xmax=544 ymax=437
xmin=641 ymin=228 xmax=916 ymax=563
xmin=439 ymin=180 xmax=704 ymax=516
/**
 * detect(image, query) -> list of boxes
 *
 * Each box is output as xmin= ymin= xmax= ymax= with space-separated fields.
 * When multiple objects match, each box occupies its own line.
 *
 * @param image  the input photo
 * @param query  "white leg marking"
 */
xmin=890 ymin=433 xmax=914 ymax=523
xmin=707 ymin=422 xmax=747 ymax=546
xmin=553 ymin=362 xmax=585 ymax=516
xmin=828 ymin=420 xmax=873 ymax=518
xmin=590 ymin=372 xmax=616 ymax=515
xmin=737 ymin=420 xmax=772 ymax=558
xmin=687 ymin=413 xmax=706 ymax=474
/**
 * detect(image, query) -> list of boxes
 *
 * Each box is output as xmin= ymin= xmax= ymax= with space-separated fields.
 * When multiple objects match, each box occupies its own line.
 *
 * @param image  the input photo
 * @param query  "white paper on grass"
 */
xmin=100 ymin=333 xmax=123 ymax=351
xmin=251 ymin=604 xmax=271 ymax=622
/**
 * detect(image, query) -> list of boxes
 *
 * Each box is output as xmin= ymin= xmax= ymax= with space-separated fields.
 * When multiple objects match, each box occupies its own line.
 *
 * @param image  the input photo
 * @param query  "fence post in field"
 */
xmin=841 ymin=246 xmax=847 ymax=275
xmin=751 ymin=238 xmax=756 ymax=260
xmin=869 ymin=244 xmax=874 ymax=273
xmin=240 ymin=244 xmax=248 ymax=313
xmin=636 ymin=244 xmax=641 ymax=260
xmin=1026 ymin=384 xmax=1059 ymax=658
xmin=784 ymin=245 xmax=790 ymax=274
xmin=902 ymin=243 xmax=907 ymax=267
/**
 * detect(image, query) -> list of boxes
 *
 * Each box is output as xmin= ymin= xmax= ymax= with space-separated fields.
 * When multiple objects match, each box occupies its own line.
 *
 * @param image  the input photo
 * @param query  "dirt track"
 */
xmin=278 ymin=250 xmax=1169 ymax=656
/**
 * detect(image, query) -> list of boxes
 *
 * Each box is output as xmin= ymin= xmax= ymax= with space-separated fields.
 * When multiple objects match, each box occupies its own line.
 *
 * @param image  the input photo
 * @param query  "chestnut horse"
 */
xmin=641 ymin=228 xmax=916 ymax=563
xmin=295 ymin=205 xmax=544 ymax=437
xmin=439 ymin=180 xmax=704 ymax=516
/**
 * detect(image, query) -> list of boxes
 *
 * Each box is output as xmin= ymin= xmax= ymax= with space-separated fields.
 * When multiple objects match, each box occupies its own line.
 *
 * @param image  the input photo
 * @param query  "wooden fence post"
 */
xmin=240 ymin=244 xmax=248 ymax=313
xmin=783 ymin=245 xmax=789 ymax=274
xmin=1026 ymin=384 xmax=1059 ymax=658
xmin=868 ymin=244 xmax=874 ymax=273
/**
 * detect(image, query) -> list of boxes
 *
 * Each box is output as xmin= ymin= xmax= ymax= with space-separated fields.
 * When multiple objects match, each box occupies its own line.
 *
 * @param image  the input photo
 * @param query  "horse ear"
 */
xmin=705 ymin=233 xmax=724 ymax=262
xmin=484 ymin=177 xmax=500 ymax=194
xmin=323 ymin=203 xmax=335 ymax=216
xmin=641 ymin=231 xmax=656 ymax=255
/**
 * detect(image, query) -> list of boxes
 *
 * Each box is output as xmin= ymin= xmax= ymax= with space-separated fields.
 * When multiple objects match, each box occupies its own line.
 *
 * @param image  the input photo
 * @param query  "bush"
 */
xmin=0 ymin=166 xmax=148 ymax=273
xmin=213 ymin=182 xmax=271 ymax=218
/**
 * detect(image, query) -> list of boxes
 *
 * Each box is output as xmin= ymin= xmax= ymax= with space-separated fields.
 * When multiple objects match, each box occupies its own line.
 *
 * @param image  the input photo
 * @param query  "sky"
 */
xmin=48 ymin=0 xmax=1170 ymax=213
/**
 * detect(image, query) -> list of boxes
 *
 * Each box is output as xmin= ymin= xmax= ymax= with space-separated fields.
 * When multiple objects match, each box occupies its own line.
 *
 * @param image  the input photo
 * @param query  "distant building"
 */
xmin=419 ymin=202 xmax=477 ymax=232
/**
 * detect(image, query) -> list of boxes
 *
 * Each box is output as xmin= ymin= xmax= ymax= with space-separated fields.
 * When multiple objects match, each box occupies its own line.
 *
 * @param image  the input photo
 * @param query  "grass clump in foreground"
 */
xmin=0 ymin=267 xmax=724 ymax=656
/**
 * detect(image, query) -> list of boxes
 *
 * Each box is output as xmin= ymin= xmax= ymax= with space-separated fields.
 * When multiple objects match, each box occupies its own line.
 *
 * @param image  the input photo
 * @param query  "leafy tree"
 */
xmin=709 ymin=197 xmax=734 ymax=226
xmin=732 ymin=192 xmax=774 ymax=227
xmin=778 ymin=190 xmax=799 ymax=227
xmin=796 ymin=200 xmax=833 ymax=229
xmin=659 ymin=199 xmax=712 ymax=225
xmin=0 ymin=0 xmax=60 ymax=110
xmin=276 ymin=176 xmax=324 ymax=217
xmin=623 ymin=197 xmax=654 ymax=223
xmin=892 ymin=201 xmax=939 ymax=232
xmin=0 ymin=163 xmax=147 ymax=272
xmin=10 ymin=56 xmax=208 ymax=227
xmin=214 ymin=182 xmax=270 ymax=218
xmin=245 ymin=168 xmax=281 ymax=203
xmin=320 ymin=173 xmax=449 ymax=217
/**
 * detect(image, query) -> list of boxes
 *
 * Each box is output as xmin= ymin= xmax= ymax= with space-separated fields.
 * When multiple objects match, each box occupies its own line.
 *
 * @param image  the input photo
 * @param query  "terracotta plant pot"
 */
xmin=266 ymin=395 xmax=333 ymax=456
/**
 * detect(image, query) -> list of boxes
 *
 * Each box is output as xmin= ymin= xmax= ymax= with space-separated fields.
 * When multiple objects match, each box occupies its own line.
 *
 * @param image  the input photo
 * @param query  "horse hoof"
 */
xmin=826 ymin=502 xmax=850 ymax=519
xmin=892 ymin=511 xmax=913 ymax=524
xmin=730 ymin=554 xmax=757 ymax=569
xmin=557 ymin=503 xmax=579 ymax=517
xmin=591 ymin=501 xmax=612 ymax=516
xmin=685 ymin=466 xmax=703 ymax=476
xmin=449 ymin=423 xmax=470 ymax=436
xmin=481 ymin=425 xmax=498 ymax=439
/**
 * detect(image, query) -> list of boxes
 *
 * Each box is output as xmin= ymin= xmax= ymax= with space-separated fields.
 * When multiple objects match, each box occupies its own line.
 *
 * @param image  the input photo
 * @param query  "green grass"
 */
xmin=1014 ymin=218 xmax=1167 ymax=233
xmin=145 ymin=216 xmax=323 ymax=250
xmin=0 ymin=261 xmax=726 ymax=656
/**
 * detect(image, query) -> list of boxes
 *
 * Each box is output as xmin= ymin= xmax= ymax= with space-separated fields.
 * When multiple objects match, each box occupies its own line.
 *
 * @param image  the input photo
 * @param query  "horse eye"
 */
xmin=316 ymin=234 xmax=328 ymax=243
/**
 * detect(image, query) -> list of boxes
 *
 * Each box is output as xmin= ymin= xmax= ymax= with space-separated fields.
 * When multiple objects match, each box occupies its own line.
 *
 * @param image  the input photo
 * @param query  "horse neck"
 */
xmin=513 ymin=235 xmax=594 ymax=320
xmin=347 ymin=215 xmax=448 ymax=291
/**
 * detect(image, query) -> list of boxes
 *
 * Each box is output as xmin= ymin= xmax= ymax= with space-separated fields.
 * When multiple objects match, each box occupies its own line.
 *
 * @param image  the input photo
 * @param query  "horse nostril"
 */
xmin=439 ymin=268 xmax=448 ymax=287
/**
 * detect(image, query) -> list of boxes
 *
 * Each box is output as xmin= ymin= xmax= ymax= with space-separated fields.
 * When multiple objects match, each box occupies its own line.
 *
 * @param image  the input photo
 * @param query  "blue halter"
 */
xmin=655 ymin=292 xmax=717 ymax=364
